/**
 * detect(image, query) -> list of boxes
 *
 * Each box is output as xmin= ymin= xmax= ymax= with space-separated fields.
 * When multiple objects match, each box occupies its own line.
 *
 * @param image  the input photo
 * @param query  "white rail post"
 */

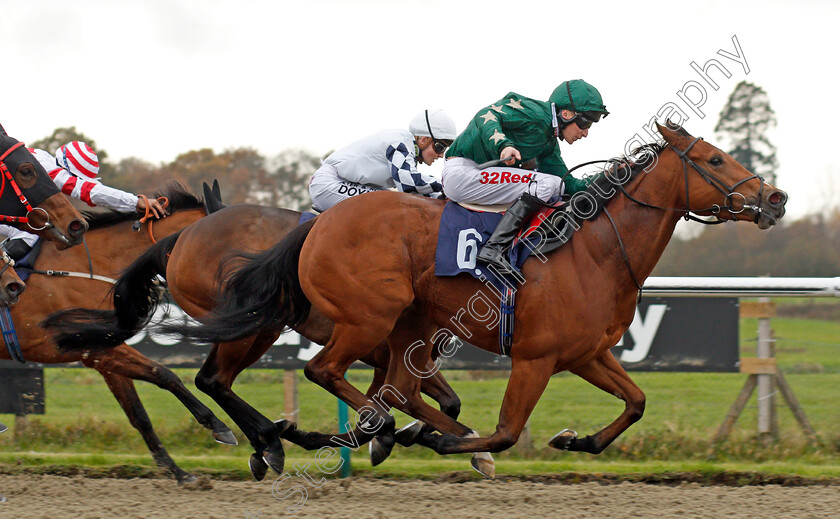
xmin=755 ymin=297 xmax=777 ymax=444
xmin=283 ymin=369 xmax=299 ymax=424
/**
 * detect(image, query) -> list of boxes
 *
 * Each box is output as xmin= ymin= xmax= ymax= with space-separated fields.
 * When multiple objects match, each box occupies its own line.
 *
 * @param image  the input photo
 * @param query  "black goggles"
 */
xmin=432 ymin=139 xmax=452 ymax=154
xmin=569 ymin=111 xmax=604 ymax=130
xmin=425 ymin=110 xmax=452 ymax=154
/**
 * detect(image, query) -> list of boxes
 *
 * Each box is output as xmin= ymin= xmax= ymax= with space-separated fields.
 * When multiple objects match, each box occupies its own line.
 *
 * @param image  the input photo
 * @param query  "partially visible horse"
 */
xmin=148 ymin=124 xmax=788 ymax=469
xmin=45 ymin=204 xmax=466 ymax=480
xmin=0 ymin=250 xmax=25 ymax=434
xmin=7 ymin=183 xmax=232 ymax=483
xmin=0 ymin=127 xmax=88 ymax=249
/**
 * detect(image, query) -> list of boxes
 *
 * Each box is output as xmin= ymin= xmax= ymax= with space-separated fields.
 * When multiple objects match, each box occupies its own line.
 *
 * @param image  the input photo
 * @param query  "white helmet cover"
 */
xmin=409 ymin=109 xmax=457 ymax=141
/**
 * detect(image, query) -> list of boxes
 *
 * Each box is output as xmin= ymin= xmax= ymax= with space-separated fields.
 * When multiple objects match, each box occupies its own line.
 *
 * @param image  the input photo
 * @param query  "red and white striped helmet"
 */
xmin=55 ymin=141 xmax=100 ymax=179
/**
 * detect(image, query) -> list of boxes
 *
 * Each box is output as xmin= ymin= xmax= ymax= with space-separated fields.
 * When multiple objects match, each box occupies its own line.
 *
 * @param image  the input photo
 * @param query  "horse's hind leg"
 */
xmin=84 ymin=345 xmax=236 ymax=445
xmin=98 ymin=371 xmax=195 ymax=484
xmin=551 ymin=350 xmax=645 ymax=454
xmin=301 ymin=324 xmax=403 ymax=454
xmin=194 ymin=332 xmax=289 ymax=480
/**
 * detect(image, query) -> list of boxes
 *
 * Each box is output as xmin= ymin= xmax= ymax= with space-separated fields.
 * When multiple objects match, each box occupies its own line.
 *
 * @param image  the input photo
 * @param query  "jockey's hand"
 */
xmin=500 ymin=146 xmax=521 ymax=166
xmin=136 ymin=197 xmax=168 ymax=219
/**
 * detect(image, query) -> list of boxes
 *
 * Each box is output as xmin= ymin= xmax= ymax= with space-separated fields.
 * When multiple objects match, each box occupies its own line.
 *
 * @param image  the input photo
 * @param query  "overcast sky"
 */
xmin=3 ymin=0 xmax=838 ymax=220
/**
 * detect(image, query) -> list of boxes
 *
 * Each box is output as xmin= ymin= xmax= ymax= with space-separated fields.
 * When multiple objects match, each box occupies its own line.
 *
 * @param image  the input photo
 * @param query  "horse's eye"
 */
xmin=14 ymin=163 xmax=38 ymax=189
xmin=710 ymin=156 xmax=723 ymax=167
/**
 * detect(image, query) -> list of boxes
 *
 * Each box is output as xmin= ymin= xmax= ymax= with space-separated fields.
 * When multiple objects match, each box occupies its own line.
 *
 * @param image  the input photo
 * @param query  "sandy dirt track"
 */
xmin=0 ymin=474 xmax=838 ymax=518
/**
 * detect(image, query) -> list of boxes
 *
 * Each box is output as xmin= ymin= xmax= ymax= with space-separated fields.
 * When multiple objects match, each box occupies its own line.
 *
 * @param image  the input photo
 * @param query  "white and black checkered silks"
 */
xmin=386 ymin=142 xmax=442 ymax=196
xmin=309 ymin=141 xmax=443 ymax=212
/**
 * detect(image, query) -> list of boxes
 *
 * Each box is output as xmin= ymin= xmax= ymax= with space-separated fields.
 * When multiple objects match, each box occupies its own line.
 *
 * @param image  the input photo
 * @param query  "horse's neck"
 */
xmin=37 ymin=210 xmax=205 ymax=270
xmin=563 ymin=157 xmax=685 ymax=290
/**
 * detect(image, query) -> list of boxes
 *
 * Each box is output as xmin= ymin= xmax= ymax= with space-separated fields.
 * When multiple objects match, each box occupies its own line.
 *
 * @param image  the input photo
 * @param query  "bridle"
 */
xmin=598 ymin=137 xmax=767 ymax=298
xmin=612 ymin=137 xmax=766 ymax=225
xmin=0 ymin=142 xmax=50 ymax=230
xmin=0 ymin=250 xmax=14 ymax=280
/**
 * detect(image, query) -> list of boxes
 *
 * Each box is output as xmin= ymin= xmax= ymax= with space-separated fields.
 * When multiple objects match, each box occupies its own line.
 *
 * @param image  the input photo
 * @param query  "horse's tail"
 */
xmin=42 ymin=231 xmax=182 ymax=350
xmin=158 ymin=218 xmax=314 ymax=344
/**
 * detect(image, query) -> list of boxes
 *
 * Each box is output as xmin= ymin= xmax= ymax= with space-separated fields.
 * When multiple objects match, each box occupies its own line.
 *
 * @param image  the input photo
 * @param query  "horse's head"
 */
xmin=0 ymin=132 xmax=88 ymax=248
xmin=657 ymin=123 xmax=787 ymax=229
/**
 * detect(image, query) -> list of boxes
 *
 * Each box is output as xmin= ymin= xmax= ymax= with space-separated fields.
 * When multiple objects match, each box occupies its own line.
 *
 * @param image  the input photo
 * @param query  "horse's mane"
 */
xmin=82 ymin=181 xmax=204 ymax=230
xmin=571 ymin=140 xmax=669 ymax=221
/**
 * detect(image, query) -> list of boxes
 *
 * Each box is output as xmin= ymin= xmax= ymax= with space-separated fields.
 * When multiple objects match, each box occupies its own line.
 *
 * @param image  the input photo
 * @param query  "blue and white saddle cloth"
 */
xmin=434 ymin=201 xmax=558 ymax=355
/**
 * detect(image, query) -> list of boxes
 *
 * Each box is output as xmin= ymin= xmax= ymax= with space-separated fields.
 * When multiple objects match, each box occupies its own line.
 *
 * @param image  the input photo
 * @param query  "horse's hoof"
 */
xmin=262 ymin=447 xmax=286 ymax=475
xmin=213 ymin=428 xmax=238 ymax=446
xmin=0 ymin=493 xmax=7 ymax=503
xmin=0 ymin=422 xmax=7 ymax=434
xmin=249 ymin=453 xmax=269 ymax=481
xmin=394 ymin=420 xmax=424 ymax=446
xmin=369 ymin=437 xmax=393 ymax=467
xmin=548 ymin=428 xmax=578 ymax=450
xmin=470 ymin=452 xmax=495 ymax=479
xmin=177 ymin=474 xmax=199 ymax=485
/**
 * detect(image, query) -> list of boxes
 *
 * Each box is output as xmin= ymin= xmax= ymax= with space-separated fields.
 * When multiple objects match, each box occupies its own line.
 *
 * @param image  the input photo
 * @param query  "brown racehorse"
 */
xmin=146 ymin=124 xmax=788 ymax=471
xmin=0 ymin=128 xmax=88 ymax=250
xmin=9 ymin=183 xmax=233 ymax=483
xmin=46 ymin=204 xmax=467 ymax=480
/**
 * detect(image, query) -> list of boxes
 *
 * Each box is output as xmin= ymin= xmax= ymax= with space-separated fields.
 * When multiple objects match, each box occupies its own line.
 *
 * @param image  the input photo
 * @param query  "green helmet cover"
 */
xmin=549 ymin=79 xmax=609 ymax=115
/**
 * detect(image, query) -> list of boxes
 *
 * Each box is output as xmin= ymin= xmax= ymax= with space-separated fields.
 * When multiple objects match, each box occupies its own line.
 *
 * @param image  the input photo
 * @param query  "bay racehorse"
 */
xmin=45 ymin=204 xmax=466 ymax=480
xmin=147 ymin=124 xmax=787 ymax=470
xmin=9 ymin=183 xmax=233 ymax=483
xmin=0 ymin=126 xmax=88 ymax=249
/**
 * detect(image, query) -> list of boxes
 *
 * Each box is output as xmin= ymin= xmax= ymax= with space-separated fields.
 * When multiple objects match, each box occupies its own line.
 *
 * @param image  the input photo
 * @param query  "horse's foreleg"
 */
xmin=194 ymin=333 xmax=287 ymax=480
xmin=97 ymin=371 xmax=195 ymax=484
xmin=422 ymin=372 xmax=461 ymax=420
xmin=553 ymin=350 xmax=646 ymax=454
xmin=84 ymin=345 xmax=236 ymax=445
xmin=418 ymin=357 xmax=553 ymax=459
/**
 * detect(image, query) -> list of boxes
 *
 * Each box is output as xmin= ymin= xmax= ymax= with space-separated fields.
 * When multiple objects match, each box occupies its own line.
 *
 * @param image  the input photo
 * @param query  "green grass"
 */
xmin=1 ymin=312 xmax=838 ymax=478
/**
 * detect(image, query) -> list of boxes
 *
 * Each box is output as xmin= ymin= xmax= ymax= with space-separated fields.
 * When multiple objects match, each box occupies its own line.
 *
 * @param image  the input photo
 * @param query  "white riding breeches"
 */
xmin=441 ymin=157 xmax=565 ymax=205
xmin=309 ymin=163 xmax=384 ymax=213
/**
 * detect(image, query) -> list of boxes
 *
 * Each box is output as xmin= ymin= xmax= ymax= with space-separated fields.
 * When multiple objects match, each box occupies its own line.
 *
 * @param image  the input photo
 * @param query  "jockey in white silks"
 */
xmin=0 ymin=141 xmax=167 ymax=260
xmin=309 ymin=109 xmax=457 ymax=213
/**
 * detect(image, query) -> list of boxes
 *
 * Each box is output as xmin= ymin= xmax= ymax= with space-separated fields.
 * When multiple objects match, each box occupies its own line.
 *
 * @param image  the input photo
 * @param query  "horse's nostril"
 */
xmin=768 ymin=191 xmax=787 ymax=207
xmin=68 ymin=219 xmax=88 ymax=237
xmin=7 ymin=283 xmax=23 ymax=296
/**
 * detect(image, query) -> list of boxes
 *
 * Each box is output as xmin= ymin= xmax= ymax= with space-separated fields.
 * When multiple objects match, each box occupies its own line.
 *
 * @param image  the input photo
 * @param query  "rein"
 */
xmin=19 ymin=197 xmax=172 ymax=286
xmin=0 ymin=142 xmax=50 ymax=230
xmin=132 ymin=195 xmax=169 ymax=244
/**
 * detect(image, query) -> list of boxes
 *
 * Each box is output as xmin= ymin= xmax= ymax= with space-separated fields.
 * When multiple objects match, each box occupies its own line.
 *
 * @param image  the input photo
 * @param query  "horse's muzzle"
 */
xmin=754 ymin=188 xmax=787 ymax=230
xmin=1 ymin=279 xmax=24 ymax=306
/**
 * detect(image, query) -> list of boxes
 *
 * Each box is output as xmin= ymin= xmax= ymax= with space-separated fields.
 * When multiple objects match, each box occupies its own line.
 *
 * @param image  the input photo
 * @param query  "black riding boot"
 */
xmin=476 ymin=192 xmax=543 ymax=272
xmin=1 ymin=239 xmax=32 ymax=262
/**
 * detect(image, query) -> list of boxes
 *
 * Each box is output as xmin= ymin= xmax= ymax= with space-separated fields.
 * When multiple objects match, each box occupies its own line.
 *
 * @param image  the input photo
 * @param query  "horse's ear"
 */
xmin=202 ymin=182 xmax=225 ymax=214
xmin=212 ymin=179 xmax=223 ymax=205
xmin=0 ymin=123 xmax=6 ymax=136
xmin=656 ymin=121 xmax=694 ymax=146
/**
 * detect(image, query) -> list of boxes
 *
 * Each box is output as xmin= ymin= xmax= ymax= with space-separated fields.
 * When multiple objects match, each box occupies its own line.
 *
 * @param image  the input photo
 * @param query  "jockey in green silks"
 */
xmin=441 ymin=79 xmax=609 ymax=272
